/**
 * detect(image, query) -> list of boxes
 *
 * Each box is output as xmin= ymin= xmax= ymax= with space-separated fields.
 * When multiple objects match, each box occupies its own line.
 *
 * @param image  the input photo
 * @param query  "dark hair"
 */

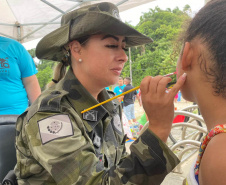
xmin=47 ymin=35 xmax=91 ymax=88
xmin=125 ymin=77 xmax=131 ymax=82
xmin=76 ymin=35 xmax=90 ymax=46
xmin=184 ymin=0 xmax=226 ymax=97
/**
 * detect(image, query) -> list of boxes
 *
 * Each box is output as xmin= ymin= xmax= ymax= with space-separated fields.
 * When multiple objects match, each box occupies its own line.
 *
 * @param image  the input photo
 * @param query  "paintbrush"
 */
xmin=81 ymin=72 xmax=176 ymax=114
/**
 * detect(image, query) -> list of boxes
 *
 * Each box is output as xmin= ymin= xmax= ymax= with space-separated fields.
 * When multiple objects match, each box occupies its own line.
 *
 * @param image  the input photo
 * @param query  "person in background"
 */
xmin=137 ymin=89 xmax=148 ymax=130
xmin=105 ymin=86 xmax=110 ymax=90
xmin=113 ymin=76 xmax=125 ymax=107
xmin=177 ymin=90 xmax=182 ymax=102
xmin=122 ymin=77 xmax=140 ymax=124
xmin=0 ymin=36 xmax=41 ymax=115
xmin=14 ymin=2 xmax=185 ymax=184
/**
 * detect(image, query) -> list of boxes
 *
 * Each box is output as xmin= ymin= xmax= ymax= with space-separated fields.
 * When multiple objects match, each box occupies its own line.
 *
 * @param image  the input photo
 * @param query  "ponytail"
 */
xmin=46 ymin=45 xmax=71 ymax=88
xmin=46 ymin=62 xmax=68 ymax=88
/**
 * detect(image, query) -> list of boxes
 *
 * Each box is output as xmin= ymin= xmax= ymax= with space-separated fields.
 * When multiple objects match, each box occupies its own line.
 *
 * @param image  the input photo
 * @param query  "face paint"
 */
xmin=164 ymin=71 xmax=177 ymax=89
xmin=163 ymin=71 xmax=177 ymax=77
xmin=166 ymin=82 xmax=176 ymax=89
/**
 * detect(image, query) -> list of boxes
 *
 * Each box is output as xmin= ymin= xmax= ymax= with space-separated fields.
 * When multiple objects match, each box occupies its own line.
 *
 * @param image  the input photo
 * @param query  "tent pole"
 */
xmin=129 ymin=47 xmax=132 ymax=85
xmin=16 ymin=22 xmax=21 ymax=42
xmin=116 ymin=0 xmax=129 ymax=6
xmin=21 ymin=3 xmax=82 ymax=41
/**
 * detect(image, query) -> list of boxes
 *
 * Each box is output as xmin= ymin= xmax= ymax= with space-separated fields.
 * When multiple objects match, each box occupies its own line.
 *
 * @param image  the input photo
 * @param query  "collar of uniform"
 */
xmin=61 ymin=68 xmax=118 ymax=132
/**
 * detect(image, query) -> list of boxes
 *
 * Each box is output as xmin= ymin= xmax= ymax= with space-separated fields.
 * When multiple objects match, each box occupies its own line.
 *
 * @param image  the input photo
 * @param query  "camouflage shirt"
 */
xmin=15 ymin=68 xmax=179 ymax=185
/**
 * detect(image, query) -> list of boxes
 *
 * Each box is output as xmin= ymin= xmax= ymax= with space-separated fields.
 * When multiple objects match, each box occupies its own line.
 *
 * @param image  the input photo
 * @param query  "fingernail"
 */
xmin=181 ymin=73 xmax=187 ymax=81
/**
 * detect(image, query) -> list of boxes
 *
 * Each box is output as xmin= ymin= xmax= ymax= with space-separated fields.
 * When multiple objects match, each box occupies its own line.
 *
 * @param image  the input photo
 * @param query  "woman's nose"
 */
xmin=119 ymin=49 xmax=128 ymax=63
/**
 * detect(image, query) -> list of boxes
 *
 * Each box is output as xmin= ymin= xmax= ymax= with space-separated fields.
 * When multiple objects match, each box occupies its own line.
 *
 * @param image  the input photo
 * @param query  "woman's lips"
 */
xmin=111 ymin=67 xmax=122 ymax=75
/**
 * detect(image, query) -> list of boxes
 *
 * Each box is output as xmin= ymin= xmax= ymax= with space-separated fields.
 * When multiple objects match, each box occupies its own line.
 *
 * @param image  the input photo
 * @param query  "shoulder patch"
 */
xmin=106 ymin=90 xmax=115 ymax=98
xmin=112 ymin=114 xmax=123 ymax=134
xmin=38 ymin=114 xmax=73 ymax=145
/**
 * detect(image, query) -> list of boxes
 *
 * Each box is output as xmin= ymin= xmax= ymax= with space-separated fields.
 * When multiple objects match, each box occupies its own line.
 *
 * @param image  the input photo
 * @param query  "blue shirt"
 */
xmin=113 ymin=85 xmax=126 ymax=96
xmin=0 ymin=37 xmax=38 ymax=115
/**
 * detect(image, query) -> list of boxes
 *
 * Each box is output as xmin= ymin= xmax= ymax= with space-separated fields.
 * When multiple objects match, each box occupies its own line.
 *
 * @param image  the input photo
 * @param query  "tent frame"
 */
xmin=0 ymin=0 xmax=151 ymax=42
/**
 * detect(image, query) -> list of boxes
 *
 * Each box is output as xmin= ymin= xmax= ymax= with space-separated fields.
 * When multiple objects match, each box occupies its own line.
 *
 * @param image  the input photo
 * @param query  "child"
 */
xmin=176 ymin=1 xmax=226 ymax=184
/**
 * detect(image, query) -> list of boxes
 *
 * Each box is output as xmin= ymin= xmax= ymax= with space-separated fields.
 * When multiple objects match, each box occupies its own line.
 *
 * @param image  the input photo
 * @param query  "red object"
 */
xmin=173 ymin=115 xmax=185 ymax=123
xmin=164 ymin=71 xmax=177 ymax=77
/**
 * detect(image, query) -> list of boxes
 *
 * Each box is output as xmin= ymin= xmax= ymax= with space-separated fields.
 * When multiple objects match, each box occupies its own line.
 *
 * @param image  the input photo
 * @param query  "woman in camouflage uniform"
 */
xmin=14 ymin=2 xmax=186 ymax=185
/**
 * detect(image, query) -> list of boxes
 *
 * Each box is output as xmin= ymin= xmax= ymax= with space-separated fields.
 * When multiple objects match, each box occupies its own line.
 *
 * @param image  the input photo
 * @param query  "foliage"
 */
xmin=36 ymin=65 xmax=53 ymax=91
xmin=27 ymin=49 xmax=55 ymax=90
xmin=122 ymin=6 xmax=191 ymax=87
xmin=27 ymin=49 xmax=36 ymax=58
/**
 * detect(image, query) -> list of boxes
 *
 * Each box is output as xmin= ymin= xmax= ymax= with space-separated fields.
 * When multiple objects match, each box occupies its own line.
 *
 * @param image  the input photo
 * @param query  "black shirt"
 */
xmin=122 ymin=84 xmax=137 ymax=107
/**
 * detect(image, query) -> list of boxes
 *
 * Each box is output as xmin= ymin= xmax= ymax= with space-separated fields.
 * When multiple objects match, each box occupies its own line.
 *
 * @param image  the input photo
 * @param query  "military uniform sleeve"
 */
xmin=19 ymin=112 xmax=179 ymax=185
xmin=115 ymin=129 xmax=180 ymax=185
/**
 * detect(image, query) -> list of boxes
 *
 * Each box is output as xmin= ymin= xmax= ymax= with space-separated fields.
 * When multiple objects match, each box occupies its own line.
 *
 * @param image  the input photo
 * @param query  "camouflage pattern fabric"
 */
xmin=15 ymin=68 xmax=179 ymax=185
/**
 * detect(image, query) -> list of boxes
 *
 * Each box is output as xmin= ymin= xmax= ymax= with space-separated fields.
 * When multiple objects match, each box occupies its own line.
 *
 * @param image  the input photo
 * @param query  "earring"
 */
xmin=78 ymin=58 xmax=82 ymax=62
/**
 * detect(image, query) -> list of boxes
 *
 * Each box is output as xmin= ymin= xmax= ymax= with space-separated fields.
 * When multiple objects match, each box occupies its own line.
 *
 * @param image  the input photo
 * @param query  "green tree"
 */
xmin=27 ymin=49 xmax=36 ymax=58
xmin=36 ymin=65 xmax=53 ymax=91
xmin=27 ymin=48 xmax=55 ymax=90
xmin=122 ymin=6 xmax=191 ymax=87
xmin=36 ymin=60 xmax=55 ymax=90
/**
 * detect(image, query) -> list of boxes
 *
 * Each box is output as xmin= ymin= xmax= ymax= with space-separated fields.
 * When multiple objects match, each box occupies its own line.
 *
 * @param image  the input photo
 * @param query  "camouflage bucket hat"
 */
xmin=36 ymin=2 xmax=153 ymax=62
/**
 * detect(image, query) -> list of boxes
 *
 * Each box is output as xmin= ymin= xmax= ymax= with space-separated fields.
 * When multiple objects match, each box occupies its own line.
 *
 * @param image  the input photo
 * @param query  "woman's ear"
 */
xmin=181 ymin=42 xmax=193 ymax=71
xmin=69 ymin=40 xmax=81 ymax=55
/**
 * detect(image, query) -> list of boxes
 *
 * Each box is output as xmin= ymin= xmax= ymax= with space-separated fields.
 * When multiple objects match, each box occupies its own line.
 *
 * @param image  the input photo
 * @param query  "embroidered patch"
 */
xmin=83 ymin=110 xmax=98 ymax=121
xmin=47 ymin=120 xmax=62 ymax=134
xmin=93 ymin=134 xmax=101 ymax=148
xmin=113 ymin=114 xmax=122 ymax=134
xmin=38 ymin=114 xmax=73 ymax=144
xmin=112 ymin=9 xmax=120 ymax=20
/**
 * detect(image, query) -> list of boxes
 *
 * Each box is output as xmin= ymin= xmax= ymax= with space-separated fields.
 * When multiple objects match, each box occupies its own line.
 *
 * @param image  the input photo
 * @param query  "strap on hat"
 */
xmin=62 ymin=45 xmax=71 ymax=66
xmin=52 ymin=79 xmax=58 ymax=83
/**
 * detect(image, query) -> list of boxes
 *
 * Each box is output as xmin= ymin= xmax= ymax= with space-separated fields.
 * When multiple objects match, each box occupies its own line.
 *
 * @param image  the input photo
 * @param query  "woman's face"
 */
xmin=73 ymin=34 xmax=128 ymax=88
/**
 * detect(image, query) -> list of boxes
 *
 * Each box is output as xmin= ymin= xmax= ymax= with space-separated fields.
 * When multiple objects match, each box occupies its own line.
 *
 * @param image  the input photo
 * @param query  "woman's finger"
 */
xmin=140 ymin=76 xmax=152 ymax=95
xmin=169 ymin=73 xmax=187 ymax=99
xmin=157 ymin=77 xmax=172 ymax=96
xmin=149 ymin=76 xmax=163 ymax=94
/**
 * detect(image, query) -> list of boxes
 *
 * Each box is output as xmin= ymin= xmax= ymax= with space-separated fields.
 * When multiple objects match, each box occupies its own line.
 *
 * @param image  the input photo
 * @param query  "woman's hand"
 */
xmin=140 ymin=73 xmax=186 ymax=142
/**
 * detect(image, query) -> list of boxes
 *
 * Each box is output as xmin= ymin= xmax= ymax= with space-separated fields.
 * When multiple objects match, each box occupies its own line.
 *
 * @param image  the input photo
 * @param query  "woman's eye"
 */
xmin=123 ymin=48 xmax=128 ymax=52
xmin=106 ymin=45 xmax=118 ymax=49
xmin=106 ymin=45 xmax=128 ymax=51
